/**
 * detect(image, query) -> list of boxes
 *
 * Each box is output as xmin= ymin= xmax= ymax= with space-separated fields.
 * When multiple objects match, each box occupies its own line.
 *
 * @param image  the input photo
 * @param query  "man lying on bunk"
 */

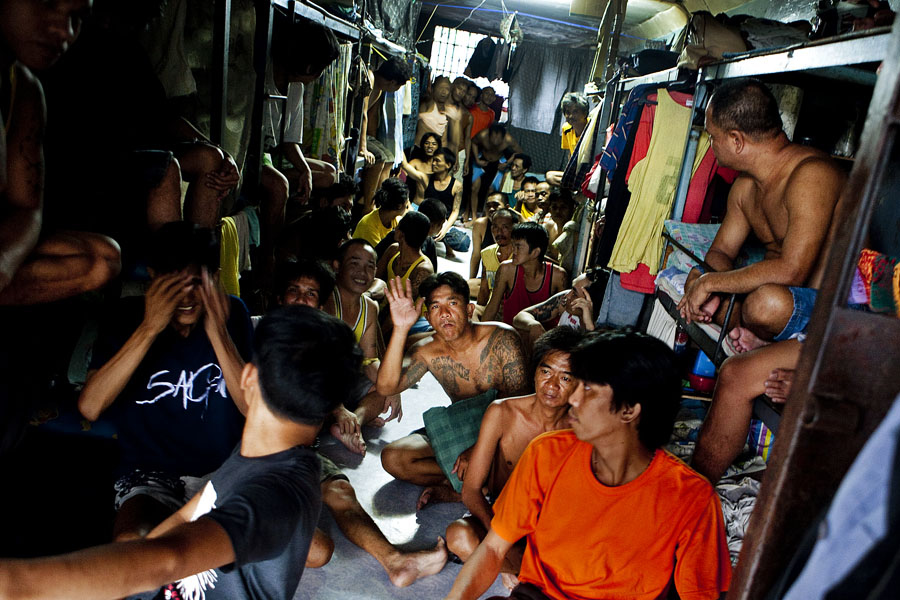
xmin=0 ymin=0 xmax=121 ymax=305
xmin=444 ymin=327 xmax=583 ymax=585
xmin=677 ymin=77 xmax=846 ymax=354
xmin=271 ymin=260 xmax=449 ymax=587
xmin=0 ymin=306 xmax=363 ymax=600
xmin=377 ymin=272 xmax=530 ymax=505
xmin=445 ymin=330 xmax=732 ymax=600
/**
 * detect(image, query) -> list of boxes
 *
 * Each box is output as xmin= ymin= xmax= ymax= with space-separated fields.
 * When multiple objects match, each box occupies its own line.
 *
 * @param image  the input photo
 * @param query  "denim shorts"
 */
xmin=774 ymin=286 xmax=818 ymax=341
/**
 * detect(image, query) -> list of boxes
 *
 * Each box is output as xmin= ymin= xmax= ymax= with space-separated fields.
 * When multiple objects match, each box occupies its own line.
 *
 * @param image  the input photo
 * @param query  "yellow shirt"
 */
xmin=561 ymin=123 xmax=578 ymax=154
xmin=353 ymin=208 xmax=398 ymax=248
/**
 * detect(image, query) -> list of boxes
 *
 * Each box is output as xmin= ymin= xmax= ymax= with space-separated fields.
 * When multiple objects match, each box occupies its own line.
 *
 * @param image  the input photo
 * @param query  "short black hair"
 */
xmin=396 ymin=211 xmax=431 ymax=249
xmin=148 ymin=222 xmax=219 ymax=274
xmin=419 ymin=271 xmax=469 ymax=304
xmin=376 ymin=56 xmax=412 ymax=84
xmin=336 ymin=238 xmax=375 ymax=263
xmin=295 ymin=206 xmax=352 ymax=262
xmin=708 ymin=78 xmax=782 ymax=139
xmin=522 ymin=175 xmax=539 ymax=188
xmin=513 ymin=154 xmax=533 ymax=171
xmin=571 ymin=330 xmax=681 ymax=449
xmin=531 ymin=326 xmax=584 ymax=378
xmin=488 ymin=123 xmax=507 ymax=137
xmin=325 ymin=172 xmax=359 ymax=201
xmin=374 ymin=177 xmax=409 ymax=211
xmin=436 ymin=147 xmax=457 ymax=169
xmin=274 ymin=259 xmax=335 ymax=306
xmin=418 ymin=198 xmax=448 ymax=227
xmin=549 ymin=189 xmax=576 ymax=208
xmin=254 ymin=306 xmax=362 ymax=425
xmin=511 ymin=221 xmax=549 ymax=259
xmin=486 ymin=191 xmax=508 ymax=206
xmin=271 ymin=12 xmax=340 ymax=79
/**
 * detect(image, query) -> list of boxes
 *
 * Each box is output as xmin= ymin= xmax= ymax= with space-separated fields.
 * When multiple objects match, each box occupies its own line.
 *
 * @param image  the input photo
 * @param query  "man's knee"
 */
xmin=380 ymin=441 xmax=408 ymax=478
xmin=446 ymin=519 xmax=480 ymax=559
xmin=85 ymin=233 xmax=122 ymax=289
xmin=261 ymin=165 xmax=290 ymax=200
xmin=307 ymin=528 xmax=334 ymax=568
xmin=743 ymin=284 xmax=793 ymax=332
xmin=321 ymin=477 xmax=358 ymax=513
xmin=182 ymin=144 xmax=226 ymax=177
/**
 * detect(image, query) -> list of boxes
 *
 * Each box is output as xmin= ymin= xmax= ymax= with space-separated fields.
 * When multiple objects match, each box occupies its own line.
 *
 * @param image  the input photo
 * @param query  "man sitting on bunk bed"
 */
xmin=676 ymin=78 xmax=847 ymax=483
xmin=677 ymin=77 xmax=846 ymax=352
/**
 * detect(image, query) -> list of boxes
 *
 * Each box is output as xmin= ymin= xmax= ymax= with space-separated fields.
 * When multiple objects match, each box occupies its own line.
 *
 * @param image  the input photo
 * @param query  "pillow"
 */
xmin=423 ymin=389 xmax=499 ymax=493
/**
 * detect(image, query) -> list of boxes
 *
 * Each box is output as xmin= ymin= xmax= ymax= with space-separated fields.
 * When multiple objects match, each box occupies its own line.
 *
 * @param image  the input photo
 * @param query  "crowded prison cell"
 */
xmin=1 ymin=0 xmax=900 ymax=598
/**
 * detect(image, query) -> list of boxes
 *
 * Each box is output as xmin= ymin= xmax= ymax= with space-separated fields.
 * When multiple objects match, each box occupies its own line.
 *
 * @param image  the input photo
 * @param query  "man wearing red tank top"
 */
xmin=481 ymin=222 xmax=568 ymax=329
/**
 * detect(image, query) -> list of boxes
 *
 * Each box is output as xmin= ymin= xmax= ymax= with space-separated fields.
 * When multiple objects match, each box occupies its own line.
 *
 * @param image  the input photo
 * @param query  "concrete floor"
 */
xmin=296 ymin=230 xmax=510 ymax=599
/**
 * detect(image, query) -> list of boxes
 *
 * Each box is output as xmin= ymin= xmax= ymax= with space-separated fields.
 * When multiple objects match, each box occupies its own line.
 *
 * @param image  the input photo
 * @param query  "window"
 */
xmin=429 ymin=25 xmax=499 ymax=80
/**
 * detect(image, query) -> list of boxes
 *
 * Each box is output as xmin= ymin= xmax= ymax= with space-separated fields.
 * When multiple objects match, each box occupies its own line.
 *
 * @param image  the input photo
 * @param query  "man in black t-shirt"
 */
xmin=0 ymin=306 xmax=363 ymax=599
xmin=79 ymin=223 xmax=253 ymax=542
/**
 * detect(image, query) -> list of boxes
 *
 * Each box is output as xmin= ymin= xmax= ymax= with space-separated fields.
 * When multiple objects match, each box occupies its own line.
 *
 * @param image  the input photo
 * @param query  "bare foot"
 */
xmin=385 ymin=537 xmax=449 ymax=587
xmin=416 ymin=484 xmax=462 ymax=510
xmin=727 ymin=326 xmax=770 ymax=354
xmin=501 ymin=572 xmax=519 ymax=590
xmin=764 ymin=368 xmax=795 ymax=403
xmin=329 ymin=422 xmax=366 ymax=455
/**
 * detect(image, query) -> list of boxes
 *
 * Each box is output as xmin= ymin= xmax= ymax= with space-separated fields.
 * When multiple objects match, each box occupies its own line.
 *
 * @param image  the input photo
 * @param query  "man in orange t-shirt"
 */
xmin=445 ymin=330 xmax=732 ymax=600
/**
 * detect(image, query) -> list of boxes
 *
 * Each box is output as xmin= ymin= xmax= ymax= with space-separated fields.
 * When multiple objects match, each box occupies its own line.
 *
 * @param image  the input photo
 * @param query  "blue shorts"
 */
xmin=774 ymin=286 xmax=818 ymax=341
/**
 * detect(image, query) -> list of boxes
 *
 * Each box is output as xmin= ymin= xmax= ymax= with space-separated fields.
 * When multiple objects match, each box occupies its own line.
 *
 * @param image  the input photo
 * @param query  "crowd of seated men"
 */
xmin=0 ymin=0 xmax=848 ymax=598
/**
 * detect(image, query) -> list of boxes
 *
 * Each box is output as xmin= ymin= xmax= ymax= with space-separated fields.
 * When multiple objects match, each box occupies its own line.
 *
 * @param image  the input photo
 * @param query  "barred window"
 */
xmin=429 ymin=25 xmax=499 ymax=80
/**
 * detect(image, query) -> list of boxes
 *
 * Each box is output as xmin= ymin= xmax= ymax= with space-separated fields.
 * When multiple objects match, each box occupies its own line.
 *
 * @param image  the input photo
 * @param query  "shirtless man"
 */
xmin=0 ymin=0 xmax=121 ymax=305
xmin=449 ymin=77 xmax=474 ymax=176
xmin=677 ymin=78 xmax=846 ymax=353
xmin=359 ymin=57 xmax=412 ymax=212
xmin=417 ymin=76 xmax=457 ymax=151
xmin=377 ymin=272 xmax=530 ymax=498
xmin=445 ymin=327 xmax=583 ymax=570
xmin=471 ymin=124 xmax=523 ymax=219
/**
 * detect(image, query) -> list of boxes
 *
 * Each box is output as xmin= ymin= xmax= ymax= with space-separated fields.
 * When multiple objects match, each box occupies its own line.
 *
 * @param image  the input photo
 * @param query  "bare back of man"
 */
xmin=678 ymin=79 xmax=846 ymax=353
xmin=377 ymin=274 xmax=529 ymax=499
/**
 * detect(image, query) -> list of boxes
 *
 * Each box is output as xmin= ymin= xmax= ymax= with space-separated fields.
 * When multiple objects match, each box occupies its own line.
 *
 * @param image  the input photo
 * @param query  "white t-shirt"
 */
xmin=264 ymin=65 xmax=304 ymax=150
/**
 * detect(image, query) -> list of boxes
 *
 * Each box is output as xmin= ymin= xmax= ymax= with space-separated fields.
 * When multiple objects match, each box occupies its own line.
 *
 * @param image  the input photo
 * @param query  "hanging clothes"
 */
xmin=599 ymin=83 xmax=659 ymax=181
xmin=302 ymin=43 xmax=352 ymax=168
xmin=608 ymin=89 xmax=693 ymax=276
xmin=507 ymin=41 xmax=593 ymax=134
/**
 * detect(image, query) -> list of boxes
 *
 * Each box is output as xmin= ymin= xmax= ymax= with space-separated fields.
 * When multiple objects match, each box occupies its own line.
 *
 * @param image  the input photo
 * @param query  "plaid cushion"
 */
xmin=423 ymin=389 xmax=499 ymax=493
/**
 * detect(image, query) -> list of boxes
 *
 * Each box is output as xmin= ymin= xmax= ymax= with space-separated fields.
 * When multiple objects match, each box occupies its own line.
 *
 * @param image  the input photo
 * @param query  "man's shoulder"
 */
xmin=477 ymin=320 xmax=518 ymax=339
xmin=654 ymin=450 xmax=717 ymax=498
xmin=526 ymin=429 xmax=580 ymax=461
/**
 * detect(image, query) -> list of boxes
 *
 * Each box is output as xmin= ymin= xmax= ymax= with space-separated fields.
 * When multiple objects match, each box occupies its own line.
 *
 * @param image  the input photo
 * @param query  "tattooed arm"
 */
xmin=512 ymin=290 xmax=567 ymax=347
xmin=376 ymin=277 xmax=429 ymax=396
xmin=0 ymin=66 xmax=44 ymax=296
xmin=482 ymin=325 xmax=531 ymax=397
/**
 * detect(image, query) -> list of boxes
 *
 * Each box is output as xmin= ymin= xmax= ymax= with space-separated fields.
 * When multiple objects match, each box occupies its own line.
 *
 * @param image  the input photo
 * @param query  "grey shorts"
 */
xmin=113 ymin=469 xmax=210 ymax=512
xmin=319 ymin=453 xmax=349 ymax=484
xmin=366 ymin=136 xmax=395 ymax=163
